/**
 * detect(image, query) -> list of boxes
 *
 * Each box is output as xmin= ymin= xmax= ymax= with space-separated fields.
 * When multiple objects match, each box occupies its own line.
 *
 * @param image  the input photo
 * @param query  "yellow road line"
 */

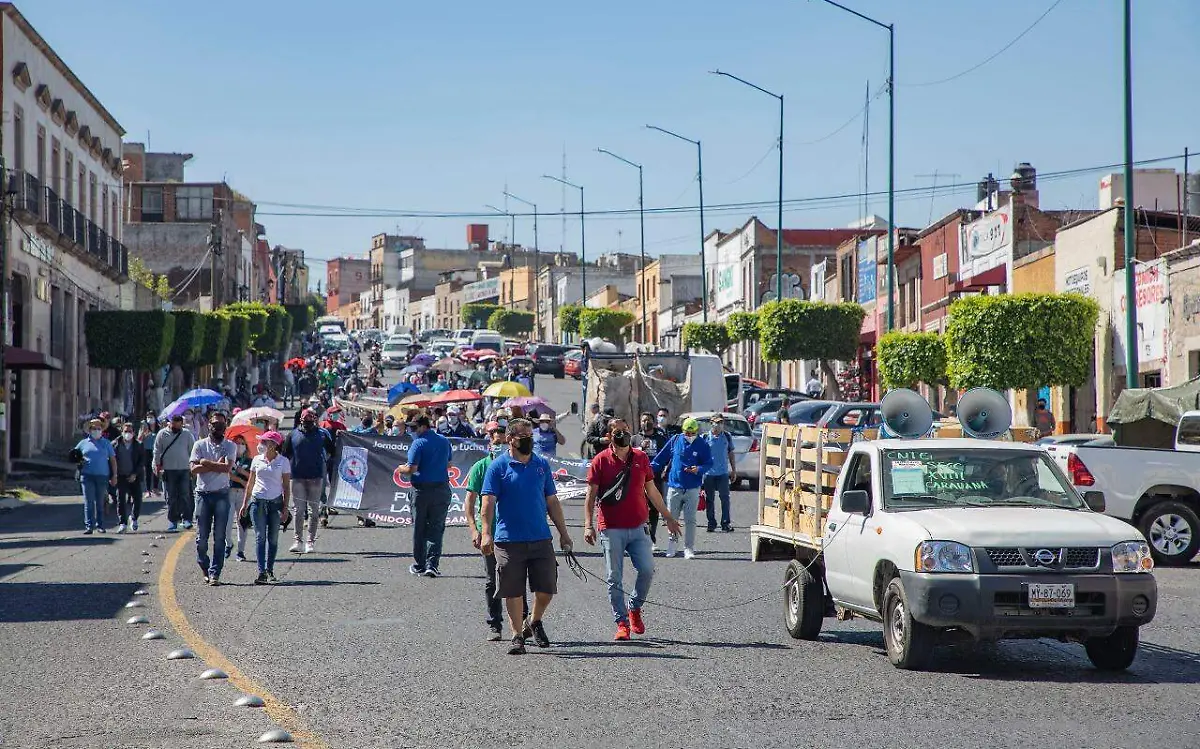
xmin=158 ymin=532 xmax=329 ymax=749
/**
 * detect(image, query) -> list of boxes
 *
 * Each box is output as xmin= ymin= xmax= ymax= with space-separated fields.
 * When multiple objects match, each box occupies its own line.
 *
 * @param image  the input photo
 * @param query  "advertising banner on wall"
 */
xmin=462 ymin=277 xmax=500 ymax=303
xmin=810 ymin=260 xmax=827 ymax=302
xmin=856 ymin=239 xmax=877 ymax=304
xmin=714 ymin=237 xmax=743 ymax=310
xmin=329 ymin=433 xmax=590 ymax=526
xmin=1112 ymin=259 xmax=1168 ymax=369
xmin=960 ymin=206 xmax=1012 ymax=280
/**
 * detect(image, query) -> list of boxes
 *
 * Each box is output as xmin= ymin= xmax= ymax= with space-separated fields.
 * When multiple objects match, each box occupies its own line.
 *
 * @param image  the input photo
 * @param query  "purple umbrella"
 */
xmin=503 ymin=395 xmax=554 ymax=414
xmin=410 ymin=353 xmax=437 ymax=367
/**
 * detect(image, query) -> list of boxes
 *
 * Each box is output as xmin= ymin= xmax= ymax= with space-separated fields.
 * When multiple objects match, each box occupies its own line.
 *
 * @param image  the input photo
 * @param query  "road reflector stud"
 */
xmin=235 ymin=695 xmax=265 ymax=708
xmin=133 ymin=589 xmax=149 ymax=596
xmin=257 ymin=729 xmax=294 ymax=743
xmin=199 ymin=668 xmax=228 ymax=680
xmin=141 ymin=630 xmax=165 ymax=640
xmin=126 ymin=615 xmax=150 ymax=625
xmin=124 ymin=601 xmax=144 ymax=609
xmin=155 ymin=535 xmax=166 ymax=539
xmin=141 ymin=551 xmax=151 ymax=556
xmin=166 ymin=648 xmax=195 ymax=660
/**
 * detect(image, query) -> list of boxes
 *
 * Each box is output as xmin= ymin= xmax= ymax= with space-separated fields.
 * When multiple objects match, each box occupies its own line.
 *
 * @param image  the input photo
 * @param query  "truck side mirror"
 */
xmin=841 ymin=489 xmax=871 ymax=515
xmin=570 ymin=402 xmax=579 ymax=415
xmin=1082 ymin=491 xmax=1106 ymax=513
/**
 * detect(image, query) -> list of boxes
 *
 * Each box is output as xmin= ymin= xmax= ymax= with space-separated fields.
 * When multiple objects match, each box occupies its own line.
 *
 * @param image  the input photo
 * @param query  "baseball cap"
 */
xmin=301 ymin=408 xmax=317 ymax=419
xmin=447 ymin=405 xmax=461 ymax=414
xmin=260 ymin=431 xmax=284 ymax=446
xmin=711 ymin=414 xmax=725 ymax=423
xmin=682 ymin=417 xmax=700 ymax=433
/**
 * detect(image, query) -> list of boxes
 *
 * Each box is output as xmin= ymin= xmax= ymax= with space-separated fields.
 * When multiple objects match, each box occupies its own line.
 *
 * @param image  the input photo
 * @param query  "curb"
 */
xmin=0 ymin=495 xmax=28 ymax=512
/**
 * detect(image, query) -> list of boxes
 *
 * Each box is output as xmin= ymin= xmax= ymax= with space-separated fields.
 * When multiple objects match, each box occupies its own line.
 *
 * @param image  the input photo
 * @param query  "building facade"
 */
xmin=325 ymin=257 xmax=369 ymax=313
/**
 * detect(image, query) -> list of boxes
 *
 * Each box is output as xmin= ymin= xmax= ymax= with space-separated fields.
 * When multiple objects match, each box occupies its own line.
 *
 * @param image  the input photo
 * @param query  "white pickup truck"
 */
xmin=1054 ymin=413 xmax=1200 ymax=566
xmin=758 ymin=438 xmax=1158 ymax=671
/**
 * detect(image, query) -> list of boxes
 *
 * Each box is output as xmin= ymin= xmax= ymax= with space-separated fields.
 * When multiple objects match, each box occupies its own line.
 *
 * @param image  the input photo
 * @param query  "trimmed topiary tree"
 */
xmin=488 ymin=308 xmax=535 ymax=337
xmin=758 ymin=300 xmax=864 ymax=363
xmin=223 ymin=312 xmax=253 ymax=362
xmin=579 ymin=308 xmax=636 ymax=343
xmin=167 ymin=310 xmax=207 ymax=369
xmin=682 ymin=322 xmax=732 ymax=356
xmin=84 ymin=310 xmax=175 ymax=371
xmin=945 ymin=293 xmax=1100 ymax=391
xmin=877 ymin=331 xmax=948 ymax=391
xmin=199 ymin=311 xmax=231 ymax=366
xmin=461 ymin=302 xmax=501 ymax=328
xmin=726 ymin=311 xmax=760 ymax=343
xmin=558 ymin=305 xmax=582 ymax=336
xmin=284 ymin=303 xmax=313 ymax=334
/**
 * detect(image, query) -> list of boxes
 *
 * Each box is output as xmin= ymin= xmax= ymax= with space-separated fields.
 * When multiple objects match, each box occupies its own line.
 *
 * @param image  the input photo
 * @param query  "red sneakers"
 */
xmin=629 ymin=608 xmax=645 ymax=635
xmin=614 ymin=621 xmax=631 ymax=641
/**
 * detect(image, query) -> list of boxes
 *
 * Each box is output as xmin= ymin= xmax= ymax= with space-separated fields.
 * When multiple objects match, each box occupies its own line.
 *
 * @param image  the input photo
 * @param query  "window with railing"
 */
xmin=175 ymin=186 xmax=213 ymax=221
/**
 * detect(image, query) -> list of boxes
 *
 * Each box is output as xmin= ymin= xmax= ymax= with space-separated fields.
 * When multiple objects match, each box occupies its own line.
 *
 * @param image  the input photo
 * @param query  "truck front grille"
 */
xmin=984 ymin=547 xmax=1101 ymax=569
xmin=993 ymin=591 xmax=1106 ymax=618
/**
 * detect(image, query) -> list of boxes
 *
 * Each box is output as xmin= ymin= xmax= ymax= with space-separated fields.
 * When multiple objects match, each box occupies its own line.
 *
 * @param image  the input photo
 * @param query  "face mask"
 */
xmin=657 ymin=416 xmax=667 ymax=425
xmin=539 ymin=424 xmax=550 ymax=432
xmin=515 ymin=436 xmax=533 ymax=455
xmin=449 ymin=416 xmax=459 ymax=423
xmin=683 ymin=433 xmax=697 ymax=444
xmin=302 ymin=420 xmax=316 ymax=430
xmin=257 ymin=443 xmax=267 ymax=455
xmin=210 ymin=427 xmax=225 ymax=440
xmin=489 ymin=443 xmax=505 ymax=456
xmin=237 ymin=442 xmax=247 ymax=456
xmin=90 ymin=430 xmax=102 ymax=440
xmin=612 ymin=430 xmax=631 ymax=448
xmin=123 ymin=433 xmax=134 ymax=443
xmin=498 ymin=419 xmax=508 ymax=428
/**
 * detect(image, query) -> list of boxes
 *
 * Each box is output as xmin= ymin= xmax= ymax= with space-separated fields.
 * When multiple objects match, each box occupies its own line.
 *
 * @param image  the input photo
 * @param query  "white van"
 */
xmin=470 ymin=330 xmax=505 ymax=354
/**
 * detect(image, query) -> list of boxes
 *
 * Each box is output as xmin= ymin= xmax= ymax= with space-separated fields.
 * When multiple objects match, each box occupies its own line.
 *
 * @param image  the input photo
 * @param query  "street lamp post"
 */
xmin=596 ymin=148 xmax=648 ymax=343
xmin=712 ymin=69 xmax=784 ymax=386
xmin=484 ymin=204 xmax=517 ymax=309
xmin=646 ymin=125 xmax=707 ymax=321
xmin=504 ymin=191 xmax=540 ymax=340
xmin=1122 ymin=0 xmax=1137 ymax=389
xmin=543 ymin=175 xmax=586 ymax=304
xmin=817 ymin=0 xmax=895 ymax=330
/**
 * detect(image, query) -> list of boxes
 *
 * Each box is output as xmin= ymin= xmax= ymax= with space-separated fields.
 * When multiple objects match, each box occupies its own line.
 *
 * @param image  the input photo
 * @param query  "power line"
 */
xmin=901 ymin=0 xmax=1066 ymax=87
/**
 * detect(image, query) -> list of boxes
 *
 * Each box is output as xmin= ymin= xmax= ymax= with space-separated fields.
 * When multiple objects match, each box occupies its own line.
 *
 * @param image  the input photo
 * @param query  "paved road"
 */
xmin=4 ymin=373 xmax=1200 ymax=748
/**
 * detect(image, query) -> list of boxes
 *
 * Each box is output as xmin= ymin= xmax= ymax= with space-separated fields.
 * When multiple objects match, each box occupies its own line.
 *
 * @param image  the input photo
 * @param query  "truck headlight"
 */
xmin=1111 ymin=541 xmax=1154 ymax=573
xmin=915 ymin=541 xmax=975 ymax=573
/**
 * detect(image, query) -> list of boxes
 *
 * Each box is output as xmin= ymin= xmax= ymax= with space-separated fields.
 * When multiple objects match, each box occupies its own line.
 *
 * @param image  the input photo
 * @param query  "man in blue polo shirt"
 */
xmin=76 ymin=417 xmax=118 ymax=534
xmin=650 ymin=417 xmax=713 ymax=559
xmin=480 ymin=418 xmax=573 ymax=655
xmin=397 ymin=415 xmax=453 ymax=578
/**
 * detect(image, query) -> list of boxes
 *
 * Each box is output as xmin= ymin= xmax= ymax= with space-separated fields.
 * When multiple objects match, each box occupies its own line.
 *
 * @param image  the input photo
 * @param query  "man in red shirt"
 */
xmin=584 ymin=418 xmax=681 ymax=641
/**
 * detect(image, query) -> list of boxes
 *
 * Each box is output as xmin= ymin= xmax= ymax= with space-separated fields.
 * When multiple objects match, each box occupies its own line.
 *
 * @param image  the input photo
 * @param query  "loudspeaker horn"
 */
xmin=956 ymin=387 xmax=1012 ymax=439
xmin=880 ymin=388 xmax=934 ymax=439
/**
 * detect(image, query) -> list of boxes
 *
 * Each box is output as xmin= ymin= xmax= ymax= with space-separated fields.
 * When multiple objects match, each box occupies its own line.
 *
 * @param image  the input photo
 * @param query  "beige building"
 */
xmin=499 ymin=266 xmax=536 ymax=312
xmin=434 ymin=280 xmax=466 ymax=331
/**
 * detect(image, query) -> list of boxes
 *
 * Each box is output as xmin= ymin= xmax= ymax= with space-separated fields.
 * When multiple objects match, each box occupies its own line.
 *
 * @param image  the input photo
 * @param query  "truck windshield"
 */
xmin=879 ymin=447 xmax=1084 ymax=511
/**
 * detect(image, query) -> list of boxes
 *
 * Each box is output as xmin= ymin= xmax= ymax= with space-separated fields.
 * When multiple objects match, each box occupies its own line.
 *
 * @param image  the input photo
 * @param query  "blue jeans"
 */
xmin=600 ymin=525 xmax=655 ymax=623
xmin=412 ymin=482 xmax=451 ymax=570
xmin=703 ymin=473 xmax=732 ymax=529
xmin=194 ymin=489 xmax=231 ymax=579
xmin=80 ymin=474 xmax=110 ymax=530
xmin=666 ymin=486 xmax=699 ymax=549
xmin=250 ymin=496 xmax=283 ymax=575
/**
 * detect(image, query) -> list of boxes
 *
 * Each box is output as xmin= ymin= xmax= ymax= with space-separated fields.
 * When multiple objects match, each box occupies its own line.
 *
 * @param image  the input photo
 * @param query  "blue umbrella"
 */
xmin=162 ymin=388 xmax=222 ymax=418
xmin=388 ymin=381 xmax=421 ymax=406
xmin=400 ymin=364 xmax=428 ymax=376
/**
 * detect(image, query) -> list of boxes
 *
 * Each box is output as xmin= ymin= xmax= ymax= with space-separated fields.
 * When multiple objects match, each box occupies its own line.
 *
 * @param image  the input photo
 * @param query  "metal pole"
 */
xmin=533 ymin=206 xmax=539 ymax=339
xmin=637 ymin=166 xmax=647 ymax=343
xmin=887 ymin=23 xmax=896 ymax=331
xmin=1123 ymin=0 xmax=1137 ymax=389
xmin=698 ymin=141 xmax=707 ymax=322
xmin=580 ymin=187 xmax=587 ymax=304
xmin=775 ymin=94 xmax=784 ymax=387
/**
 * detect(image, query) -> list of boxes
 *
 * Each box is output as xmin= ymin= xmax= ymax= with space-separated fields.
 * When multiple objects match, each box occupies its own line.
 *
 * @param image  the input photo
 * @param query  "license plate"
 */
xmin=1028 ymin=583 xmax=1075 ymax=609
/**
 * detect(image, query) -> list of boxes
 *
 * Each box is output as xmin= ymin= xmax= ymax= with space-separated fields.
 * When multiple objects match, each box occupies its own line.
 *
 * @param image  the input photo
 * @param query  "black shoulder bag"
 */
xmin=598 ymin=457 xmax=634 ymax=506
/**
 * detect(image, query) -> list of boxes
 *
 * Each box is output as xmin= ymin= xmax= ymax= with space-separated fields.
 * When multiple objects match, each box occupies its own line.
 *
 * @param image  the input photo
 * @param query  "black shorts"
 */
xmin=494 ymin=539 xmax=557 ymax=598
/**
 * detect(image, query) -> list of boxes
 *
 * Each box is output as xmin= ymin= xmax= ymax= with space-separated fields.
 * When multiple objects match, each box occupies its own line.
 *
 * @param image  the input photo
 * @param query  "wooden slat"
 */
xmin=800 ymin=469 xmax=838 ymax=489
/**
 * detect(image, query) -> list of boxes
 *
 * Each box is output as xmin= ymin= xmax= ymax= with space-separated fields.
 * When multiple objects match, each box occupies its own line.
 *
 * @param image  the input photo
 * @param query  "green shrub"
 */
xmin=877 ymin=331 xmax=947 ymax=391
xmin=462 ymin=302 xmax=501 ymax=328
xmin=224 ymin=312 xmax=253 ymax=361
xmin=726 ymin=311 xmax=760 ymax=342
xmin=168 ymin=310 xmax=207 ymax=367
xmin=85 ymin=311 xmax=175 ymax=370
xmin=758 ymin=300 xmax=864 ymax=362
xmin=488 ymin=308 xmax=535 ymax=337
xmin=579 ymin=308 xmax=636 ymax=342
xmin=682 ymin=322 xmax=731 ymax=356
xmin=558 ymin=305 xmax=583 ymax=335
xmin=198 ymin=312 xmax=230 ymax=366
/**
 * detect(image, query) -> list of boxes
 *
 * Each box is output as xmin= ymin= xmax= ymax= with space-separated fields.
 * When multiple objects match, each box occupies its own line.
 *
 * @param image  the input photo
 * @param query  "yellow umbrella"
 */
xmin=387 ymin=403 xmax=422 ymax=420
xmin=483 ymin=380 xmax=531 ymax=398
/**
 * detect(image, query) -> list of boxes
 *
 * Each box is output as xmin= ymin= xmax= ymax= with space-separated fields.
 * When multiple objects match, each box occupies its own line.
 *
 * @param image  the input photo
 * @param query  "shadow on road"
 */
xmin=0 ymin=497 xmax=165 ymax=536
xmin=0 ymin=581 xmax=142 ymax=623
xmin=0 ymin=536 xmax=116 ymax=552
xmin=0 ymin=563 xmax=40 ymax=580
xmin=282 ymin=580 xmax=381 ymax=587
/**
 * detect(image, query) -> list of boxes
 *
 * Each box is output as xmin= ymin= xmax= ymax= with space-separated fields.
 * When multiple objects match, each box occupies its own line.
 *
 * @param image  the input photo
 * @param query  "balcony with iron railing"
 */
xmin=12 ymin=170 xmax=41 ymax=219
xmin=42 ymin=186 xmax=63 ymax=236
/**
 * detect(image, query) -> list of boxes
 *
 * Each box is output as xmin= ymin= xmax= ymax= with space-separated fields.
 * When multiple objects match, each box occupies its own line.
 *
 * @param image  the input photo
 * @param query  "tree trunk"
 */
xmin=821 ymin=359 xmax=842 ymax=400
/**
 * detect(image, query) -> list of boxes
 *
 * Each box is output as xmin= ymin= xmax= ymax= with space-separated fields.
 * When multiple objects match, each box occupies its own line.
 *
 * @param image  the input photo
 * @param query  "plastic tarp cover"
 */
xmin=586 ymin=355 xmax=691 ymax=427
xmin=1107 ymin=377 xmax=1200 ymax=426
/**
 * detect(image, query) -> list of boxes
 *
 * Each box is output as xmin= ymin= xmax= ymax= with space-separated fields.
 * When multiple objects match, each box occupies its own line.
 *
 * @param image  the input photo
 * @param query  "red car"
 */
xmin=563 ymin=350 xmax=584 ymax=379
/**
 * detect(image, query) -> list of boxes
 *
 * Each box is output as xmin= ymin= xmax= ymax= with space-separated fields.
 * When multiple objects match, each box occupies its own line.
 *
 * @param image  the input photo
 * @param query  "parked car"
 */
xmin=419 ymin=328 xmax=452 ymax=343
xmin=744 ymin=387 xmax=809 ymax=406
xmin=380 ymin=340 xmax=406 ymax=368
xmin=453 ymin=329 xmax=475 ymax=346
xmin=429 ymin=338 xmax=457 ymax=359
xmin=529 ymin=343 xmax=572 ymax=377
xmin=681 ymin=411 xmax=759 ymax=490
xmin=1036 ymin=433 xmax=1114 ymax=461
xmin=505 ymin=339 xmax=528 ymax=357
xmin=563 ymin=349 xmax=584 ymax=379
xmin=744 ymin=397 xmax=788 ymax=426
xmin=755 ymin=400 xmax=836 ymax=430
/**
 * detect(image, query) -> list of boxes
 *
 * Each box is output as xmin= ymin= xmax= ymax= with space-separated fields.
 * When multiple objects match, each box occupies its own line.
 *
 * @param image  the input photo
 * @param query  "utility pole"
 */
xmin=596 ymin=148 xmax=647 ymax=342
xmin=504 ymin=191 xmax=540 ymax=339
xmin=1122 ymin=0 xmax=1137 ymax=389
xmin=646 ymin=125 xmax=707 ymax=320
xmin=0 ymin=154 xmax=8 ymax=487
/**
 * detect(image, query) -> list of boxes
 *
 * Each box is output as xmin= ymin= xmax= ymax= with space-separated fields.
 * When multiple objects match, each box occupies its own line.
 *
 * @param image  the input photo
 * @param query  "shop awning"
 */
xmin=4 ymin=346 xmax=61 ymax=371
xmin=952 ymin=265 xmax=1007 ymax=292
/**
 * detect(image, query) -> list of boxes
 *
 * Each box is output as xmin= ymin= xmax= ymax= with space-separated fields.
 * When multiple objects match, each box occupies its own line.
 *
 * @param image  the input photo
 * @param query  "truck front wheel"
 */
xmin=1084 ymin=625 xmax=1139 ymax=671
xmin=1139 ymin=501 xmax=1200 ymax=566
xmin=783 ymin=560 xmax=824 ymax=640
xmin=882 ymin=578 xmax=936 ymax=670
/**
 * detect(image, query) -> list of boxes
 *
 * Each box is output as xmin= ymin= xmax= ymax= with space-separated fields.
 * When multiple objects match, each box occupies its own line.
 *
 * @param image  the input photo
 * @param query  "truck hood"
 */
xmin=909 ymin=507 xmax=1140 ymax=547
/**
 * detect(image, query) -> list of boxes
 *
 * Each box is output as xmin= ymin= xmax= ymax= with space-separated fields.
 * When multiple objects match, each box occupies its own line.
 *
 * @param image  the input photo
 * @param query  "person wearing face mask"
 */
xmin=533 ymin=413 xmax=565 ymax=457
xmin=637 ymin=412 xmax=670 ymax=549
xmin=282 ymin=409 xmax=334 ymax=554
xmin=113 ymin=424 xmax=147 ymax=533
xmin=382 ymin=414 xmax=401 ymax=437
xmin=702 ymin=415 xmax=738 ymax=533
xmin=585 ymin=407 xmax=616 ymax=459
xmin=480 ymin=418 xmax=573 ymax=655
xmin=228 ymin=436 xmax=255 ymax=562
xmin=464 ymin=421 xmax=530 ymax=641
xmin=649 ymin=417 xmax=713 ymax=559
xmin=189 ymin=413 xmax=238 ymax=585
xmin=656 ymin=408 xmax=678 ymax=436
xmin=584 ymin=418 xmax=681 ymax=640
xmin=138 ymin=416 xmax=159 ymax=497
xmin=240 ymin=431 xmax=292 ymax=585
xmin=75 ymin=418 xmax=118 ymax=534
xmin=153 ymin=414 xmax=197 ymax=532
xmin=438 ymin=405 xmax=476 ymax=439
xmin=397 ymin=415 xmax=453 ymax=577
xmin=430 ymin=374 xmax=450 ymax=394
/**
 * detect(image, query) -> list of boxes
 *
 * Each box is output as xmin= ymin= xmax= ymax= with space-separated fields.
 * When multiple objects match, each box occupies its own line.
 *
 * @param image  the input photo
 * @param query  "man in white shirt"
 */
xmin=189 ymin=412 xmax=238 ymax=586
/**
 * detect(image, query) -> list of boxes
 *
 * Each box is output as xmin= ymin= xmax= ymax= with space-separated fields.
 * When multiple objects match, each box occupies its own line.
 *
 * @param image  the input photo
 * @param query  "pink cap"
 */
xmin=259 ymin=430 xmax=284 ymax=446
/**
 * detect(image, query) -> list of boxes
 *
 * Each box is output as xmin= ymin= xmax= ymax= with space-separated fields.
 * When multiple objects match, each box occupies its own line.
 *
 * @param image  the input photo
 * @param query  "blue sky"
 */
xmin=27 ymin=0 xmax=1200 ymax=284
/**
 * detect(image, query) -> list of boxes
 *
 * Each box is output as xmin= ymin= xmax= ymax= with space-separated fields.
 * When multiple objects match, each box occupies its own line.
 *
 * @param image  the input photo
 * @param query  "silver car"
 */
xmin=680 ymin=411 xmax=759 ymax=490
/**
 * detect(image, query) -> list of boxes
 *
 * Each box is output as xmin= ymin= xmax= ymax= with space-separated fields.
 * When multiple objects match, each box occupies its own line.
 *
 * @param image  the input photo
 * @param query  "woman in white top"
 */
xmin=239 ymin=430 xmax=292 ymax=584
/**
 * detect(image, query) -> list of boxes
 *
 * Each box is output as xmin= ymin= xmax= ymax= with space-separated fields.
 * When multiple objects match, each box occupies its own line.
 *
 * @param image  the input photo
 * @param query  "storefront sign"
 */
xmin=1113 ymin=259 xmax=1169 ymax=367
xmin=960 ymin=207 xmax=1012 ymax=279
xmin=1064 ymin=266 xmax=1091 ymax=296
xmin=856 ymin=239 xmax=877 ymax=304
xmin=462 ymin=277 xmax=500 ymax=303
xmin=715 ymin=238 xmax=742 ymax=310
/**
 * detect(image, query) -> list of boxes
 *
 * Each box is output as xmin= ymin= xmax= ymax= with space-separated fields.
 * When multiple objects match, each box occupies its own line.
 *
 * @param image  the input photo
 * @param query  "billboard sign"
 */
xmin=856 ymin=239 xmax=877 ymax=304
xmin=1112 ymin=259 xmax=1168 ymax=367
xmin=960 ymin=206 xmax=1012 ymax=279
xmin=715 ymin=238 xmax=742 ymax=310
xmin=462 ymin=277 xmax=500 ymax=303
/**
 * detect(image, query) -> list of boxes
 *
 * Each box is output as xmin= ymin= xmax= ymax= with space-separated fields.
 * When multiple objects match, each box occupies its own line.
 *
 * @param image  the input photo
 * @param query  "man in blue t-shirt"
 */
xmin=480 ymin=418 xmax=573 ymax=655
xmin=397 ymin=415 xmax=453 ymax=577
xmin=76 ymin=418 xmax=118 ymax=534
xmin=702 ymin=415 xmax=738 ymax=533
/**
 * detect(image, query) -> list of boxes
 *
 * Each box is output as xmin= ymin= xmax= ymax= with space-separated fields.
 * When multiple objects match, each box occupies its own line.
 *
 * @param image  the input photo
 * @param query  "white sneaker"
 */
xmin=116 ymin=523 xmax=126 ymax=534
xmin=289 ymin=541 xmax=302 ymax=553
xmin=665 ymin=537 xmax=678 ymax=558
xmin=304 ymin=541 xmax=314 ymax=554
xmin=683 ymin=548 xmax=696 ymax=560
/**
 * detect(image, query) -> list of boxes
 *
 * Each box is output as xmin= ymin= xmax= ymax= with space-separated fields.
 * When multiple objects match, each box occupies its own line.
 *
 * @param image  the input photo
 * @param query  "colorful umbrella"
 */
xmin=483 ymin=381 xmax=531 ymax=398
xmin=285 ymin=358 xmax=306 ymax=370
xmin=430 ymin=357 xmax=465 ymax=373
xmin=231 ymin=406 xmax=284 ymax=426
xmin=410 ymin=353 xmax=437 ymax=366
xmin=399 ymin=393 xmax=431 ymax=406
xmin=428 ymin=389 xmax=483 ymax=405
xmin=459 ymin=350 xmax=484 ymax=361
xmin=225 ymin=424 xmax=263 ymax=455
xmin=162 ymin=388 xmax=223 ymax=418
xmin=504 ymin=395 xmax=552 ymax=412
xmin=387 ymin=403 xmax=422 ymax=421
xmin=400 ymin=364 xmax=428 ymax=375
xmin=387 ymin=381 xmax=422 ymax=405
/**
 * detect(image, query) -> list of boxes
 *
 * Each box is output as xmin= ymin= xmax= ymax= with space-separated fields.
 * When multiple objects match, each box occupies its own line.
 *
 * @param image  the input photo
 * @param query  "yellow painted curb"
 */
xmin=158 ymin=531 xmax=329 ymax=749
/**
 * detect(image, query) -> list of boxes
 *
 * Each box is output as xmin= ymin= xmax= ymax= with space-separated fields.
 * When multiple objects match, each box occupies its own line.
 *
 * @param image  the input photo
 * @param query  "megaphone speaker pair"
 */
xmin=956 ymin=387 xmax=1012 ymax=439
xmin=880 ymin=389 xmax=934 ymax=439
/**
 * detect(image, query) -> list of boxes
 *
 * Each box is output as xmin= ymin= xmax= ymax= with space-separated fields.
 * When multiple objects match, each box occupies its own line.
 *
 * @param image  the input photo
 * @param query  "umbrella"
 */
xmin=430 ymin=357 xmax=465 ymax=373
xmin=400 ymin=364 xmax=428 ymax=375
xmin=410 ymin=353 xmax=436 ymax=366
xmin=508 ymin=357 xmax=534 ymax=368
xmin=285 ymin=358 xmax=306 ymax=370
xmin=231 ymin=406 xmax=284 ymax=426
xmin=483 ymin=381 xmax=531 ymax=398
xmin=162 ymin=388 xmax=223 ymax=418
xmin=504 ymin=395 xmax=552 ymax=412
xmin=459 ymin=350 xmax=484 ymax=361
xmin=387 ymin=381 xmax=421 ymax=405
xmin=225 ymin=424 xmax=263 ymax=455
xmin=428 ymin=389 xmax=483 ymax=405
xmin=399 ymin=393 xmax=431 ymax=406
xmin=387 ymin=403 xmax=422 ymax=421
